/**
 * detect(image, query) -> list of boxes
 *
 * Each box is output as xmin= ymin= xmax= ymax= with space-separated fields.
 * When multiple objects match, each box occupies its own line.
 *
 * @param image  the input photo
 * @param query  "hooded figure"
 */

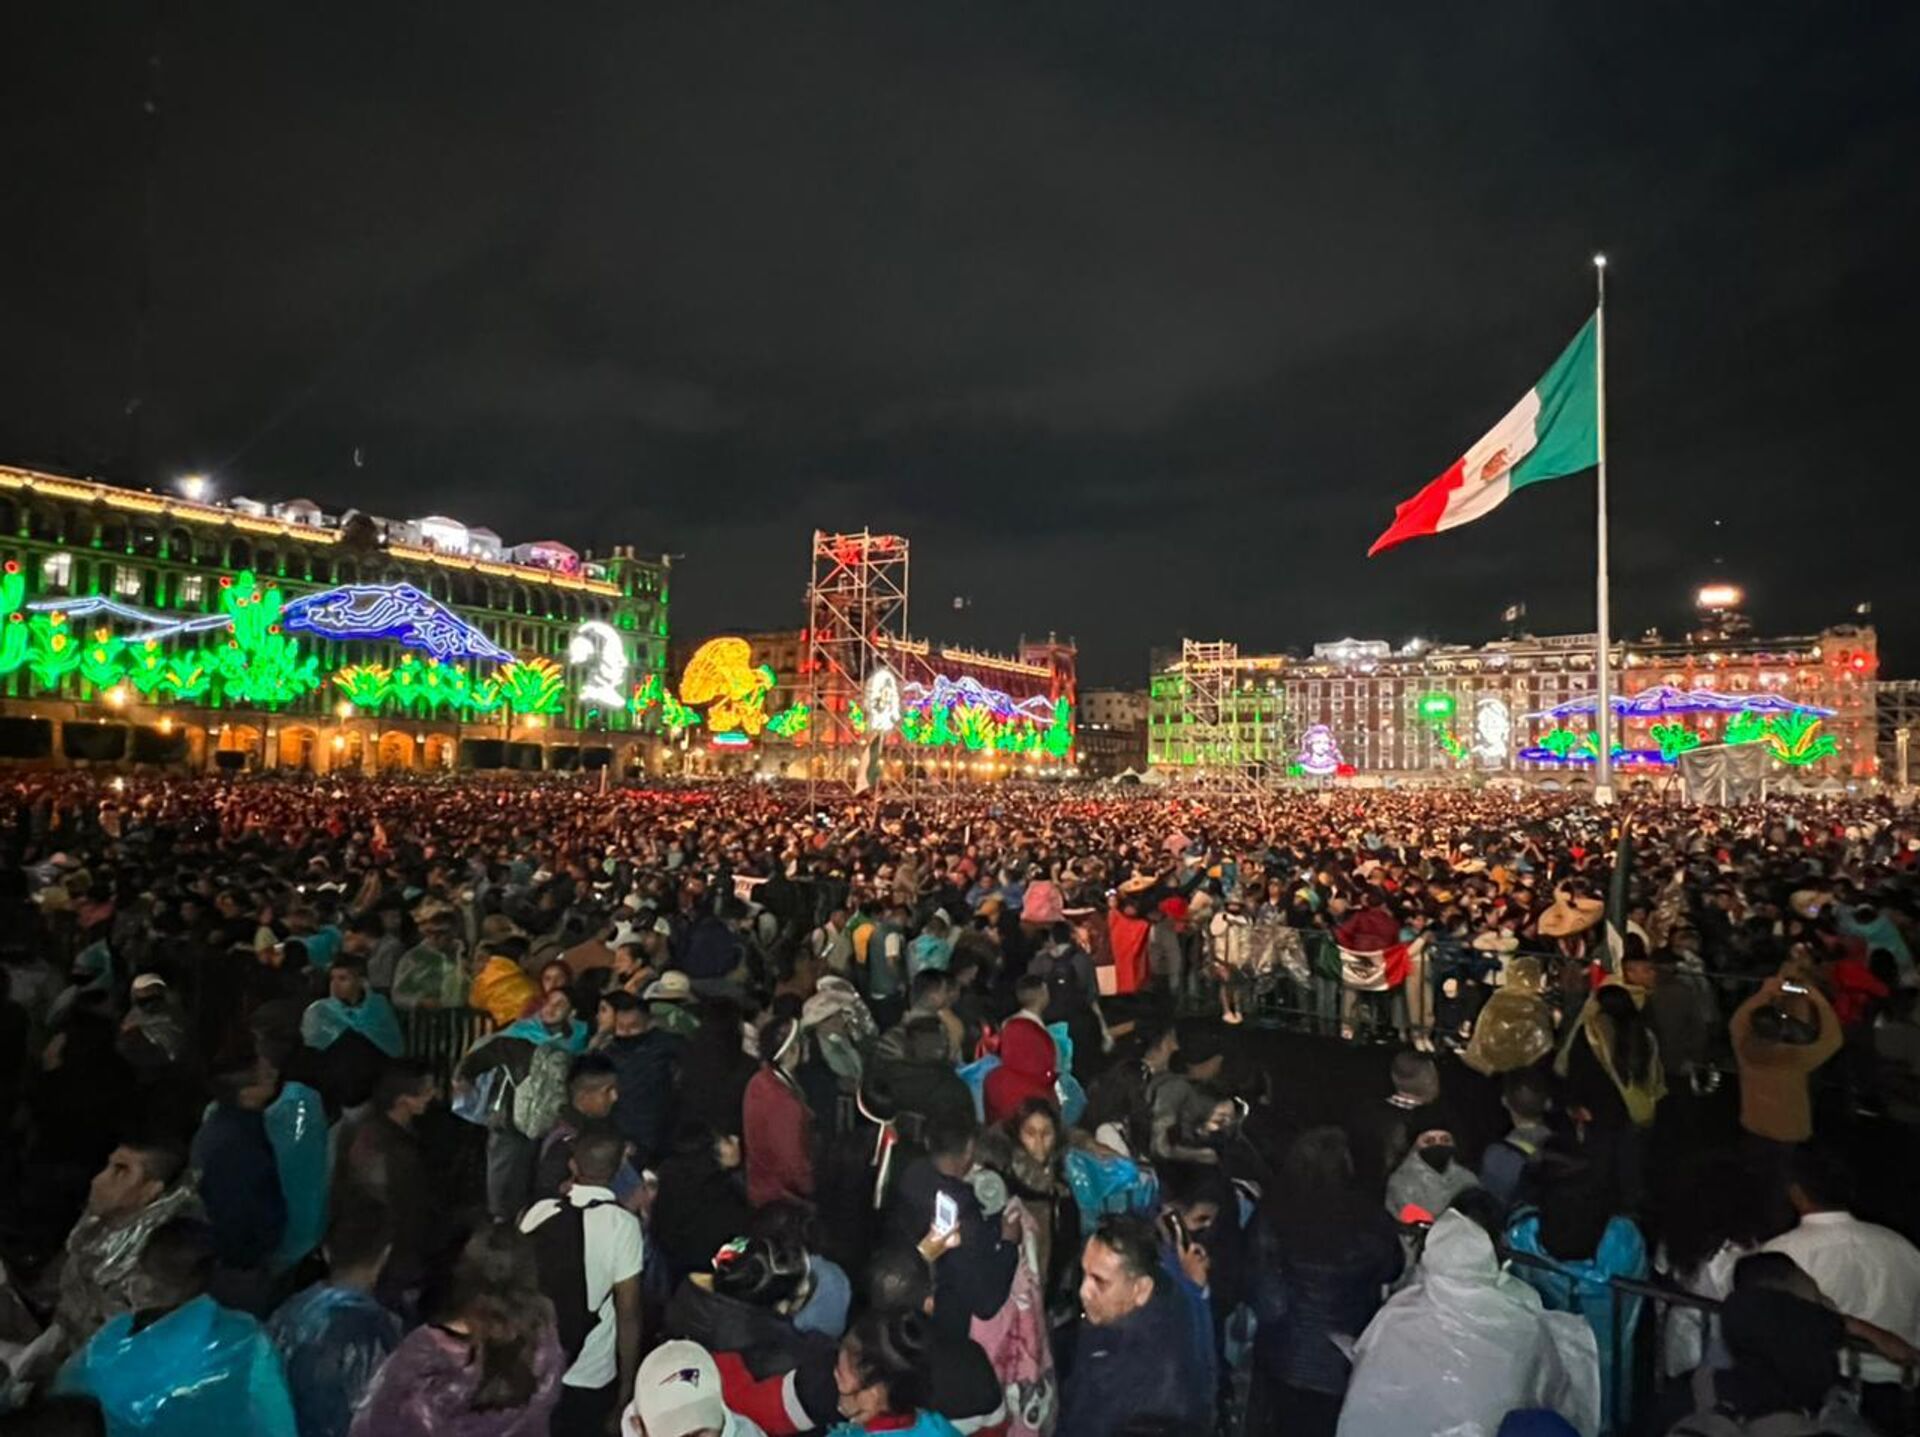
xmin=1669 ymin=1287 xmax=1862 ymax=1434
xmin=1337 ymin=1211 xmax=1599 ymax=1437
xmin=1462 ymin=957 xmax=1556 ymax=1077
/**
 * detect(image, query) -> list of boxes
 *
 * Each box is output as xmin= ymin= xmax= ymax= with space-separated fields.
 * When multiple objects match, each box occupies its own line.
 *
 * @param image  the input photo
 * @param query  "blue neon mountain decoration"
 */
xmin=281 ymin=583 xmax=512 ymax=662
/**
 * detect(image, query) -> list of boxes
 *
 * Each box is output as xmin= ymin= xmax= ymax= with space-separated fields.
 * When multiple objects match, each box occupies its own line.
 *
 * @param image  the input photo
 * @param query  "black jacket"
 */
xmin=662 ymin=1278 xmax=839 ymax=1429
xmin=1248 ymin=1194 xmax=1403 ymax=1395
xmin=604 ymin=1028 xmax=684 ymax=1167
xmin=884 ymin=1157 xmax=1018 ymax=1339
xmin=191 ymin=1104 xmax=287 ymax=1270
xmin=1061 ymin=1281 xmax=1213 ymax=1437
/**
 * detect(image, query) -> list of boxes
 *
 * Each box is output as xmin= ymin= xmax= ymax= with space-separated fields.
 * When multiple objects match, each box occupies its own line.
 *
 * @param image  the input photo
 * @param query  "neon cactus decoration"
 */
xmin=1726 ymin=710 xmax=1836 ymax=767
xmin=125 ymin=640 xmax=170 ymax=698
xmin=0 ymin=563 xmax=31 ymax=676
xmin=207 ymin=571 xmax=321 ymax=707
xmin=1649 ymin=722 xmax=1703 ymax=762
xmin=765 ymin=703 xmax=810 ymax=738
xmin=0 ymin=548 xmax=670 ymax=732
xmin=26 ymin=611 xmax=84 ymax=689
xmin=79 ymin=629 xmax=125 ymax=690
xmin=496 ymin=657 xmax=566 ymax=716
xmin=333 ymin=664 xmax=394 ymax=710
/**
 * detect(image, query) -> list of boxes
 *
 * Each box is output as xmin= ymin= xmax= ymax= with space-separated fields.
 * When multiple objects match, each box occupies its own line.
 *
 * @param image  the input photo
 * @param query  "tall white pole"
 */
xmin=1593 ymin=254 xmax=1613 ymax=801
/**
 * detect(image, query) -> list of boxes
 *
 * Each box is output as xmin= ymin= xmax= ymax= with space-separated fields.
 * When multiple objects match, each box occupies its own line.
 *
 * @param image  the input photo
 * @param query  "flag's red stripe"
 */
xmin=1367 ymin=458 xmax=1466 ymax=557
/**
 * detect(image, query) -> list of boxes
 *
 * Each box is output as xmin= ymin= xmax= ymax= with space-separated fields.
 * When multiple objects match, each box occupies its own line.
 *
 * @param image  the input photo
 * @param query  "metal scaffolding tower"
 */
xmin=804 ymin=530 xmax=910 ymax=794
xmin=1177 ymin=639 xmax=1271 ymax=795
xmin=1876 ymin=680 xmax=1920 ymax=788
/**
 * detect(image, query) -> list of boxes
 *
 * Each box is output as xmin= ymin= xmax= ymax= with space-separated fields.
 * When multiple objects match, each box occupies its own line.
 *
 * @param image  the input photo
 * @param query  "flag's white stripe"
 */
xmin=1435 ymin=388 xmax=1543 ymax=532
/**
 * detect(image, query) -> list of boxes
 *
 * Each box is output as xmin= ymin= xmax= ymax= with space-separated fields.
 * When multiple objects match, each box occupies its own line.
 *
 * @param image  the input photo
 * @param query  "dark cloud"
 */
xmin=1 ymin=2 xmax=1914 ymax=684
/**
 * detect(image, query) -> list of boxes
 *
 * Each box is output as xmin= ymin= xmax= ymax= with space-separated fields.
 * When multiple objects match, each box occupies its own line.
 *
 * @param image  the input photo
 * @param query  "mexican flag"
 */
xmin=1368 ymin=315 xmax=1599 ymax=557
xmin=853 ymin=733 xmax=884 ymax=795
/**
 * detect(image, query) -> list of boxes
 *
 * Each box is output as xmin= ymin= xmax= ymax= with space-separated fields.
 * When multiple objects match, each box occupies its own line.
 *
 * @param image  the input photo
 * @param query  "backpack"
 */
xmin=1031 ymin=945 xmax=1090 ymax=1019
xmin=513 ymin=1042 xmax=573 ymax=1139
xmin=525 ymin=1198 xmax=614 ymax=1364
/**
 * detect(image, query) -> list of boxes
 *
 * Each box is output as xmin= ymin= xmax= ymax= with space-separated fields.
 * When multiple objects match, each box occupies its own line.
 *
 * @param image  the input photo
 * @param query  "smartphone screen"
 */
xmin=933 ymin=1192 xmax=959 ymax=1237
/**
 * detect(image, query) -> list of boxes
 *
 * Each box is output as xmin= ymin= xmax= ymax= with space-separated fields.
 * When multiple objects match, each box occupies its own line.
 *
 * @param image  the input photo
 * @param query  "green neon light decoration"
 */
xmin=126 ymin=640 xmax=170 ymax=698
xmin=205 ymin=571 xmax=322 ymax=707
xmin=1416 ymin=691 xmax=1468 ymax=763
xmin=333 ymin=664 xmax=393 ymax=710
xmin=1649 ymin=721 xmax=1703 ymax=762
xmin=1539 ymin=727 xmax=1583 ymax=760
xmin=27 ymin=611 xmax=84 ymax=689
xmin=161 ymin=653 xmax=212 ymax=702
xmin=495 ymin=657 xmax=566 ymax=716
xmin=0 ymin=547 xmax=678 ymax=731
xmin=79 ymin=629 xmax=125 ymax=690
xmin=0 ymin=565 xmax=29 ymax=676
xmin=765 ymin=703 xmax=810 ymax=738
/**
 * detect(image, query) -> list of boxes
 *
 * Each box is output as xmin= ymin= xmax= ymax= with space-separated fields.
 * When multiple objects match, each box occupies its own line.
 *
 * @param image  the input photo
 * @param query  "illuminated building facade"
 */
xmin=1149 ymin=621 xmax=1878 ymax=782
xmin=665 ymin=627 xmax=1079 ymax=778
xmin=0 ymin=465 xmax=670 ymax=772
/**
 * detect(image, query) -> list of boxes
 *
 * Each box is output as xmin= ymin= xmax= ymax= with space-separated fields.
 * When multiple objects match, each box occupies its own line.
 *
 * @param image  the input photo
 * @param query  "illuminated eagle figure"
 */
xmin=282 ymin=583 xmax=512 ymax=663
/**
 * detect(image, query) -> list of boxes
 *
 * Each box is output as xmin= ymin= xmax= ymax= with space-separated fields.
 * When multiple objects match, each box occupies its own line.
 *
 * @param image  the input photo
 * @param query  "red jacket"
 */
xmin=984 ymin=1011 xmax=1057 ymax=1124
xmin=1823 ymin=958 xmax=1889 ymax=1027
xmin=744 ymin=1066 xmax=815 ymax=1209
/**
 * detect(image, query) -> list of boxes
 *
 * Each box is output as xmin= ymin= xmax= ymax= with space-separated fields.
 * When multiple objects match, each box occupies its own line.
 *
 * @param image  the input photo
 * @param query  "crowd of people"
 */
xmin=0 ymin=771 xmax=1916 ymax=1437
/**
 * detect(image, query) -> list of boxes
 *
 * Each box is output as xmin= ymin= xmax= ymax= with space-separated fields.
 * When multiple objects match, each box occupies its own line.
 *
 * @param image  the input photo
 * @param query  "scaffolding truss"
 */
xmin=1177 ymin=639 xmax=1273 ymax=795
xmin=1877 ymin=680 xmax=1920 ymax=787
xmin=804 ymin=529 xmax=910 ymax=792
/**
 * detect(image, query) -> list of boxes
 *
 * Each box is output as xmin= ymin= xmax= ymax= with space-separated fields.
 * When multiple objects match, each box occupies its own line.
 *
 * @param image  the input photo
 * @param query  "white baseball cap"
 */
xmin=628 ymin=1340 xmax=727 ymax=1437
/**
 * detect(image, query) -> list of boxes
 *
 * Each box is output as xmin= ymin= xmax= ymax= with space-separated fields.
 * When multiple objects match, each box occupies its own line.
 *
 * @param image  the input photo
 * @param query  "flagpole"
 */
xmin=1592 ymin=253 xmax=1613 ymax=802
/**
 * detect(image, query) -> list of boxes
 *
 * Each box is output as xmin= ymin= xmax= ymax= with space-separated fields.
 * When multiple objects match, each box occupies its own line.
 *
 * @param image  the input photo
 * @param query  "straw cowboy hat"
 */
xmin=643 ymin=971 xmax=694 ymax=1003
xmin=1538 ymin=892 xmax=1605 ymax=939
xmin=1471 ymin=930 xmax=1521 ymax=955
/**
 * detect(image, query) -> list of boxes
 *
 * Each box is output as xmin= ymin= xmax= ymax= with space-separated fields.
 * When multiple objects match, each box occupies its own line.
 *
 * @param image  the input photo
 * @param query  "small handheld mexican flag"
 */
xmin=1369 ymin=315 xmax=1599 ymax=557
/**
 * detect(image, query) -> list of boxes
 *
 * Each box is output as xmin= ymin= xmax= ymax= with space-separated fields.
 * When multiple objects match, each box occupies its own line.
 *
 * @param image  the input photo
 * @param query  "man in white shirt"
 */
xmin=522 ymin=1131 xmax=646 ymax=1437
xmin=1764 ymin=1147 xmax=1920 ymax=1410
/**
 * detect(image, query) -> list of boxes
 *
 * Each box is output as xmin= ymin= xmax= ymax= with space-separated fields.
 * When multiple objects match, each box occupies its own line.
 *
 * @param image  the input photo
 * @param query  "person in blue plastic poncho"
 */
xmin=55 ymin=1216 xmax=298 ymax=1437
xmin=300 ymin=957 xmax=403 ymax=1059
xmin=1503 ymin=1156 xmax=1647 ymax=1436
xmin=266 ymin=1200 xmax=402 ymax=1437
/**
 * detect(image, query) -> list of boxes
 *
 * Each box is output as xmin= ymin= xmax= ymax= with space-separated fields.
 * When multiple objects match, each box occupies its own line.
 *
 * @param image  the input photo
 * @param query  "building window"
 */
xmin=41 ymin=552 xmax=71 ymax=590
xmin=114 ymin=567 xmax=144 ymax=599
xmin=179 ymin=574 xmax=206 ymax=605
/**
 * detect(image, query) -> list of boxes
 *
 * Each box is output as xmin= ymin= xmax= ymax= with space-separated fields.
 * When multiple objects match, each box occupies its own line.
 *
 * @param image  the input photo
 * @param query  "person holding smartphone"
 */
xmin=1731 ymin=970 xmax=1843 ymax=1161
xmin=883 ymin=1115 xmax=1019 ymax=1342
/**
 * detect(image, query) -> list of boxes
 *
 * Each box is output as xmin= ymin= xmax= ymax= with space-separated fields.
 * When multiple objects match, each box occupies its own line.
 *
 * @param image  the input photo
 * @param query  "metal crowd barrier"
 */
xmin=396 ymin=1005 xmax=495 ymax=1091
xmin=1498 ymin=1248 xmax=1916 ymax=1436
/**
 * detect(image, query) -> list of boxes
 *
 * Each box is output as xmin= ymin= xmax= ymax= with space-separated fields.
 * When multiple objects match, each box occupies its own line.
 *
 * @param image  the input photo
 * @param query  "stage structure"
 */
xmin=804 ymin=529 xmax=910 ymax=795
xmin=1167 ymin=639 xmax=1276 ymax=795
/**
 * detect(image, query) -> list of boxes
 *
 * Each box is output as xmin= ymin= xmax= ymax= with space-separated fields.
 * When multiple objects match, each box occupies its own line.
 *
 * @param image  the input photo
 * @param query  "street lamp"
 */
xmin=177 ymin=474 xmax=211 ymax=502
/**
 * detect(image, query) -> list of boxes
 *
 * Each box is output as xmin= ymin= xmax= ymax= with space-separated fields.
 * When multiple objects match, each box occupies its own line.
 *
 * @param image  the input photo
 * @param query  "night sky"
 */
xmin=4 ymin=4 xmax=1915 ymax=685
